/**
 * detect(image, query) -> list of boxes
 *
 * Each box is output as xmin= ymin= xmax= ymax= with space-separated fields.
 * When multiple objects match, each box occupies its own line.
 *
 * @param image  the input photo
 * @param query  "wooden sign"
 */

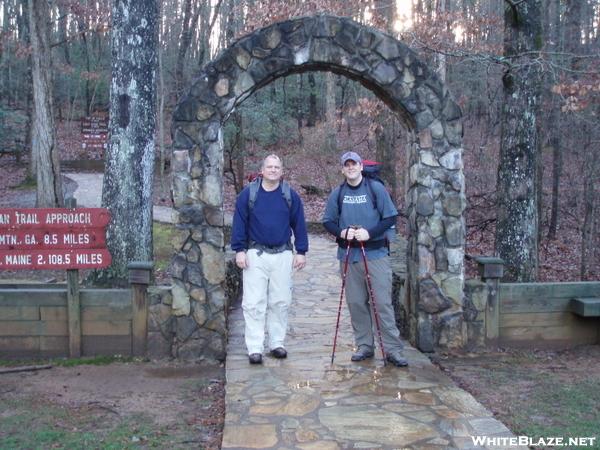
xmin=82 ymin=141 xmax=107 ymax=150
xmin=81 ymin=117 xmax=108 ymax=150
xmin=81 ymin=117 xmax=109 ymax=134
xmin=0 ymin=208 xmax=110 ymax=229
xmin=0 ymin=229 xmax=107 ymax=250
xmin=1 ymin=249 xmax=112 ymax=270
xmin=0 ymin=208 xmax=112 ymax=270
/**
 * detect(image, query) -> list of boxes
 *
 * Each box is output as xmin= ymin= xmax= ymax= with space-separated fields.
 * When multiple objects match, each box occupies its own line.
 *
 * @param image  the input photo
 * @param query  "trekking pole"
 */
xmin=331 ymin=228 xmax=352 ymax=364
xmin=358 ymin=240 xmax=387 ymax=366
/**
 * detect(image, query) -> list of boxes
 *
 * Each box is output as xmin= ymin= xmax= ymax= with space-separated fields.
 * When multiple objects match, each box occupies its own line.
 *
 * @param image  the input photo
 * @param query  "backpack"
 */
xmin=337 ymin=160 xmax=396 ymax=244
xmin=247 ymin=174 xmax=292 ymax=212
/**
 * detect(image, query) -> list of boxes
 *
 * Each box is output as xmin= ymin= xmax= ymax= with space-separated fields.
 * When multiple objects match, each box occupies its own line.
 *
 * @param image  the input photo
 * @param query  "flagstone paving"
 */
xmin=222 ymin=234 xmax=528 ymax=450
xmin=66 ymin=173 xmax=527 ymax=449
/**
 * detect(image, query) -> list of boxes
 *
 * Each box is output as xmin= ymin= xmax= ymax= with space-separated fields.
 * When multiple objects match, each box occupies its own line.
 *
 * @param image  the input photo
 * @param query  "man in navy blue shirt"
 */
xmin=231 ymin=154 xmax=309 ymax=364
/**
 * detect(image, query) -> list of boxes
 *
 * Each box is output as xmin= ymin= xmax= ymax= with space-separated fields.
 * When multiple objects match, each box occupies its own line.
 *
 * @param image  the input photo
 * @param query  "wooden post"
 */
xmin=65 ymin=197 xmax=81 ymax=358
xmin=474 ymin=257 xmax=505 ymax=347
xmin=128 ymin=261 xmax=153 ymax=357
xmin=67 ymin=269 xmax=81 ymax=358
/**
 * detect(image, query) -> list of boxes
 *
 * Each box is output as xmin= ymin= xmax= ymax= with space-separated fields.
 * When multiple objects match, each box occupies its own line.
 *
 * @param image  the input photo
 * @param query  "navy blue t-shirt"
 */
xmin=231 ymin=182 xmax=308 ymax=255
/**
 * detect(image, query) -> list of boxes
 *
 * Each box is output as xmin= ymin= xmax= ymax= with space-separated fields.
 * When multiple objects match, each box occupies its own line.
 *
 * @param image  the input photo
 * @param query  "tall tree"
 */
xmin=373 ymin=0 xmax=398 ymax=203
xmin=95 ymin=0 xmax=159 ymax=286
xmin=579 ymin=126 xmax=599 ymax=280
xmin=545 ymin=0 xmax=566 ymax=240
xmin=174 ymin=0 xmax=199 ymax=96
xmin=324 ymin=71 xmax=337 ymax=154
xmin=296 ymin=73 xmax=303 ymax=144
xmin=306 ymin=72 xmax=317 ymax=127
xmin=495 ymin=0 xmax=543 ymax=282
xmin=28 ymin=0 xmax=63 ymax=207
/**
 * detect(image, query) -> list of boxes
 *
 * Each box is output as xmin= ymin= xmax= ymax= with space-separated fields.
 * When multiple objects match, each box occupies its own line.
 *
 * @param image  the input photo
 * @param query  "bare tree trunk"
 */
xmin=325 ymin=72 xmax=337 ymax=154
xmin=544 ymin=0 xmax=563 ymax=240
xmin=234 ymin=112 xmax=244 ymax=194
xmin=79 ymin=30 xmax=92 ymax=114
xmin=56 ymin=2 xmax=70 ymax=122
xmin=18 ymin=0 xmax=36 ymax=180
xmin=28 ymin=0 xmax=63 ymax=207
xmin=93 ymin=0 xmax=158 ymax=286
xmin=157 ymin=0 xmax=167 ymax=199
xmin=307 ymin=72 xmax=317 ymax=127
xmin=25 ymin=82 xmax=35 ymax=178
xmin=580 ymin=168 xmax=596 ymax=280
xmin=548 ymin=0 xmax=582 ymax=240
xmin=579 ymin=125 xmax=599 ymax=280
xmin=197 ymin=0 xmax=211 ymax=69
xmin=175 ymin=0 xmax=199 ymax=96
xmin=564 ymin=0 xmax=583 ymax=67
xmin=296 ymin=73 xmax=303 ymax=145
xmin=223 ymin=0 xmax=237 ymax=47
xmin=435 ymin=0 xmax=447 ymax=82
xmin=376 ymin=115 xmax=397 ymax=204
xmin=337 ymin=77 xmax=347 ymax=133
xmin=495 ymin=0 xmax=543 ymax=282
xmin=373 ymin=0 xmax=398 ymax=203
xmin=547 ymin=130 xmax=562 ymax=239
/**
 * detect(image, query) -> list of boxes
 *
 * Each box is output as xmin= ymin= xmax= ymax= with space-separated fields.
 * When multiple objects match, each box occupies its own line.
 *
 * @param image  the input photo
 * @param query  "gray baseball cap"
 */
xmin=340 ymin=151 xmax=362 ymax=165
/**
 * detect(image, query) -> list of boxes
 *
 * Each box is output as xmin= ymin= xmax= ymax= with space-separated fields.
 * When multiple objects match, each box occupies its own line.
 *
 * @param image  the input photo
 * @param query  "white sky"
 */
xmin=395 ymin=0 xmax=414 ymax=31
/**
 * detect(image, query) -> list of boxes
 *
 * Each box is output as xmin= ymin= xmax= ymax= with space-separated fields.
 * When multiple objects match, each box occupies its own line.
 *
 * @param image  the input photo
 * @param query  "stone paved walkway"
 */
xmin=222 ymin=235 xmax=527 ymax=450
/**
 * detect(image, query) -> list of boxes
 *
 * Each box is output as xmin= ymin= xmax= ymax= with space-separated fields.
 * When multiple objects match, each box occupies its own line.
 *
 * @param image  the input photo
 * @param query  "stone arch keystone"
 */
xmin=171 ymin=15 xmax=466 ymax=355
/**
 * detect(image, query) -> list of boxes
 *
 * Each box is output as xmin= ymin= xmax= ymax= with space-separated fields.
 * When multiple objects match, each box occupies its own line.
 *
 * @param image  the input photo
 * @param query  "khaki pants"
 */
xmin=242 ymin=249 xmax=294 ymax=355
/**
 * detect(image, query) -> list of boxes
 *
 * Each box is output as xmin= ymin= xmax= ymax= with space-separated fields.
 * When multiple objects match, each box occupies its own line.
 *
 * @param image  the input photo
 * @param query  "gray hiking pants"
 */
xmin=340 ymin=256 xmax=404 ymax=355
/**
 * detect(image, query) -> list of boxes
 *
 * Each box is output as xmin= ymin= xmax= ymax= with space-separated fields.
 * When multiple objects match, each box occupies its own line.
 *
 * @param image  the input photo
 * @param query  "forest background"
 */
xmin=0 ymin=0 xmax=600 ymax=285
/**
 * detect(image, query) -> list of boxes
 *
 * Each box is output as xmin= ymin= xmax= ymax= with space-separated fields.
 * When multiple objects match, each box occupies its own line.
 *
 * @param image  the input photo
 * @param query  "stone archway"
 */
xmin=170 ymin=15 xmax=465 ymax=356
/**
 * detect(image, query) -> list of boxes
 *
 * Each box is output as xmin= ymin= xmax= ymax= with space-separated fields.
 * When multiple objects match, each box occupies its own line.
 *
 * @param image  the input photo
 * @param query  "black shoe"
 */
xmin=270 ymin=347 xmax=287 ymax=359
xmin=249 ymin=353 xmax=263 ymax=364
xmin=386 ymin=352 xmax=408 ymax=367
xmin=351 ymin=347 xmax=375 ymax=361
